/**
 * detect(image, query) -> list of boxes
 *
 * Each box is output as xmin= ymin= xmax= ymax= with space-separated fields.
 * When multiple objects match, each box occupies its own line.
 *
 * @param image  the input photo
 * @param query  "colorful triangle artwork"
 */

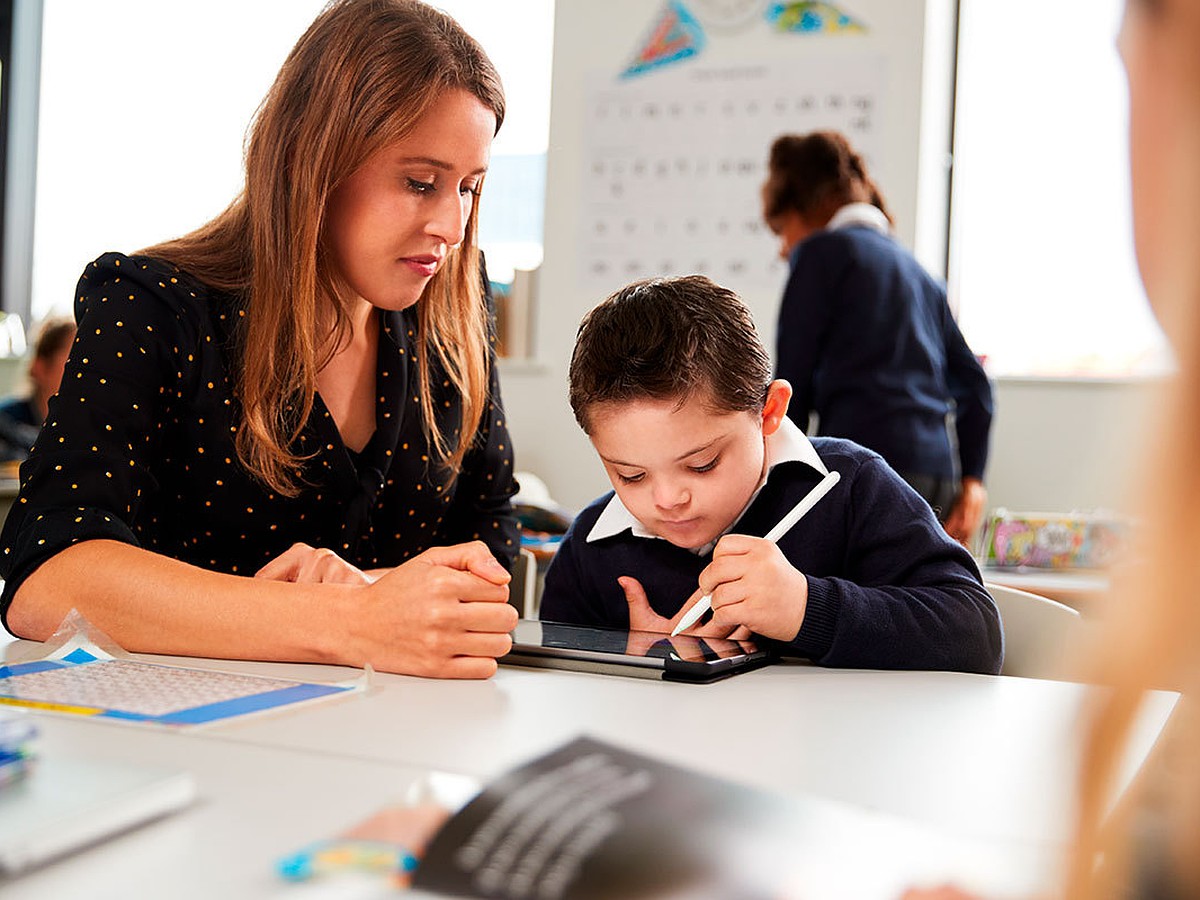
xmin=622 ymin=0 xmax=707 ymax=78
xmin=766 ymin=1 xmax=868 ymax=33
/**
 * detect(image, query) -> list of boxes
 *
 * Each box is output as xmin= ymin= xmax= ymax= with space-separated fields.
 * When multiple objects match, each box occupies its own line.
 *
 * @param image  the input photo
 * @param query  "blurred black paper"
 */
xmin=411 ymin=735 xmax=801 ymax=899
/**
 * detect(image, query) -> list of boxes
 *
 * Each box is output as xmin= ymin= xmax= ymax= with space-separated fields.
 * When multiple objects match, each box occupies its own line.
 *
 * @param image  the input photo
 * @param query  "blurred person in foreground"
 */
xmin=905 ymin=0 xmax=1200 ymax=897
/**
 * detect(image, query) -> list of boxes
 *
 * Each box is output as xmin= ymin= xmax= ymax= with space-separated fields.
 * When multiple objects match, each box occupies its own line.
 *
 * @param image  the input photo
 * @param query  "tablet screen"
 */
xmin=539 ymin=621 xmax=755 ymax=662
xmin=506 ymin=620 xmax=775 ymax=683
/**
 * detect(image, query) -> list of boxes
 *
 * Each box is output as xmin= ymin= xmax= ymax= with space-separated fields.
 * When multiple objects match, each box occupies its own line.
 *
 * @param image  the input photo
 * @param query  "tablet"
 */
xmin=503 ymin=620 xmax=775 ymax=683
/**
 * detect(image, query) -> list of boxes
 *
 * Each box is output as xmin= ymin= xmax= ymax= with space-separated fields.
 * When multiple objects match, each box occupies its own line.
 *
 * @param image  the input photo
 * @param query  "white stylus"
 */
xmin=669 ymin=469 xmax=842 ymax=636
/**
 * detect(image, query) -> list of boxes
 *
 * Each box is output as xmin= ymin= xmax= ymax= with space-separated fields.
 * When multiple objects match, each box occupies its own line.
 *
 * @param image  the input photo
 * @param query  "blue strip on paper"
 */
xmin=151 ymin=682 xmax=351 ymax=725
xmin=98 ymin=709 xmax=153 ymax=722
xmin=0 ymin=660 xmax=66 ymax=680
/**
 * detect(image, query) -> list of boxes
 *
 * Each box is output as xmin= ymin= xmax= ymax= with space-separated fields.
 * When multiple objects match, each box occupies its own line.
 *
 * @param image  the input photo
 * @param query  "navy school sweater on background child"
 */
xmin=776 ymin=219 xmax=994 ymax=484
xmin=539 ymin=424 xmax=1003 ymax=674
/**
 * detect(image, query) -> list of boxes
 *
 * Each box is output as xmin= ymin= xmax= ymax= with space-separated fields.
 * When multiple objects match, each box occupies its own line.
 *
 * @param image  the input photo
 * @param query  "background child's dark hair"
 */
xmin=32 ymin=317 xmax=75 ymax=362
xmin=762 ymin=130 xmax=894 ymax=226
xmin=569 ymin=275 xmax=772 ymax=433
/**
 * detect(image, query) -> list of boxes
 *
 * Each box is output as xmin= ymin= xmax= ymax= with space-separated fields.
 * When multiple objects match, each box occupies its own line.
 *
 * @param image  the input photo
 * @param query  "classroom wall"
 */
xmin=503 ymin=0 xmax=959 ymax=512
xmin=984 ymin=377 xmax=1157 ymax=516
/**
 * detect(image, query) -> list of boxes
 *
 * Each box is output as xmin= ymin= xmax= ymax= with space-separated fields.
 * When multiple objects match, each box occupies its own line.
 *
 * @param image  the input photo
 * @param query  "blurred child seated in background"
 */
xmin=538 ymin=276 xmax=1002 ymax=673
xmin=0 ymin=317 xmax=75 ymax=463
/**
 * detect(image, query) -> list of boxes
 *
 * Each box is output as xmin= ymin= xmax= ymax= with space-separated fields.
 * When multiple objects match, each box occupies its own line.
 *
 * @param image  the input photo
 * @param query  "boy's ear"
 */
xmin=761 ymin=379 xmax=793 ymax=436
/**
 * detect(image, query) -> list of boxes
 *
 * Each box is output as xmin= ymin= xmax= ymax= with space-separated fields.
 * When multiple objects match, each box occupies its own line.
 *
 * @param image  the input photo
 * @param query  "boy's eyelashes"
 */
xmin=613 ymin=456 xmax=720 ymax=484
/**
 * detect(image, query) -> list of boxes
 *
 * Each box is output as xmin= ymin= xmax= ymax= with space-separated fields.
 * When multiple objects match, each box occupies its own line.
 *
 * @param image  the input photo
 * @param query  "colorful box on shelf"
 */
xmin=979 ymin=509 xmax=1129 ymax=570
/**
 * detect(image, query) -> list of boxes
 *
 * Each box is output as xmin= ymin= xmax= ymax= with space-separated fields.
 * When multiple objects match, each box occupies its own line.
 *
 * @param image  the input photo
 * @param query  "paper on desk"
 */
xmin=0 ymin=610 xmax=368 ymax=727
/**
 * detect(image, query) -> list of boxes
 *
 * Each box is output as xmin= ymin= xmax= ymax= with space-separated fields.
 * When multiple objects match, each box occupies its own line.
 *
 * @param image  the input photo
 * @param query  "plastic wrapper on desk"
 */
xmin=979 ymin=509 xmax=1129 ymax=569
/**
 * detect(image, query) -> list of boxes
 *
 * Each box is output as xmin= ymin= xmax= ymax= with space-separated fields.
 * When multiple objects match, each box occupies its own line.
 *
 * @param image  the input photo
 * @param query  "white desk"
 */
xmin=122 ymin=654 xmax=1174 ymax=847
xmin=0 ymin=639 xmax=1178 ymax=899
xmin=4 ymin=717 xmax=440 ymax=900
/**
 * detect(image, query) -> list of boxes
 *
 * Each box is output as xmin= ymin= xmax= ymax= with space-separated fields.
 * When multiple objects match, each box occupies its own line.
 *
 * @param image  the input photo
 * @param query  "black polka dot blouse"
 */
xmin=0 ymin=253 xmax=519 ymax=629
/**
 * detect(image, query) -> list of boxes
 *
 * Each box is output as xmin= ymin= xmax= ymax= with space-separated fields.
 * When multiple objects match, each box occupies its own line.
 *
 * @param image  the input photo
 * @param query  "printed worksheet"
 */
xmin=0 ymin=643 xmax=361 ymax=726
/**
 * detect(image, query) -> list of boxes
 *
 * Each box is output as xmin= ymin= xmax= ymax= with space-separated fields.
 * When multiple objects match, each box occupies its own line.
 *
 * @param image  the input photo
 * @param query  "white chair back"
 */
xmin=986 ymin=581 xmax=1085 ymax=680
xmin=509 ymin=548 xmax=540 ymax=620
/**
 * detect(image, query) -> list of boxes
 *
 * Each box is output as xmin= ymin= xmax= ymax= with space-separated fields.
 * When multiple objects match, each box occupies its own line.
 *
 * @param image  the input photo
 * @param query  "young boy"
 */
xmin=539 ymin=276 xmax=1003 ymax=674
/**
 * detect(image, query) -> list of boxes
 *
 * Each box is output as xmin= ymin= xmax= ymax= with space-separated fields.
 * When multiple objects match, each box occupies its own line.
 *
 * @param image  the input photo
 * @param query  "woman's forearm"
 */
xmin=5 ymin=538 xmax=517 ymax=678
xmin=6 ymin=540 xmax=355 ymax=664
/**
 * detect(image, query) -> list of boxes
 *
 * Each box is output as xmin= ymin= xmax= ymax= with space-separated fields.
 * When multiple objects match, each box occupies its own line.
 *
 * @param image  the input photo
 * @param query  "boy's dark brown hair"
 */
xmin=569 ymin=275 xmax=772 ymax=433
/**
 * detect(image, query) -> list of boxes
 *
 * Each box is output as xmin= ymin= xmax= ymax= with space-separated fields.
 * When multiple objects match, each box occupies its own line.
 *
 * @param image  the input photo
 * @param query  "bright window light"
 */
xmin=949 ymin=0 xmax=1169 ymax=378
xmin=30 ymin=0 xmax=552 ymax=319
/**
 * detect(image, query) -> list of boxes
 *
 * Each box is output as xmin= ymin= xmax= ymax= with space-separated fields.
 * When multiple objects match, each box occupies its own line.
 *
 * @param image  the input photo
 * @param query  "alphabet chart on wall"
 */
xmin=578 ymin=56 xmax=885 ymax=297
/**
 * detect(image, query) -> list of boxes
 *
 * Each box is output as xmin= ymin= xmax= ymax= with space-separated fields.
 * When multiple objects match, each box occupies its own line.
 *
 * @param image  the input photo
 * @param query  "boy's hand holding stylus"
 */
xmin=696 ymin=535 xmax=808 ymax=641
xmin=619 ymin=536 xmax=808 ymax=642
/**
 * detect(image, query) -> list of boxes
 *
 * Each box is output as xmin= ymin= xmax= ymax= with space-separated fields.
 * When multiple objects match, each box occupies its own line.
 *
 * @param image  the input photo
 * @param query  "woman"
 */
xmin=762 ymin=132 xmax=994 ymax=544
xmin=907 ymin=0 xmax=1200 ymax=897
xmin=0 ymin=0 xmax=520 ymax=679
xmin=0 ymin=317 xmax=75 ymax=461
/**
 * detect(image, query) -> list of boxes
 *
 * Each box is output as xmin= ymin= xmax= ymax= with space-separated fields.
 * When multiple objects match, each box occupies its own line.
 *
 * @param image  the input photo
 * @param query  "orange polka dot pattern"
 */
xmin=0 ymin=253 xmax=518 ymax=624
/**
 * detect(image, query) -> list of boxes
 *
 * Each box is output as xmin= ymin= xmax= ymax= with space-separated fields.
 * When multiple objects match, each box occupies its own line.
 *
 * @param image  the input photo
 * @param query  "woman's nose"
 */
xmin=426 ymin=191 xmax=471 ymax=247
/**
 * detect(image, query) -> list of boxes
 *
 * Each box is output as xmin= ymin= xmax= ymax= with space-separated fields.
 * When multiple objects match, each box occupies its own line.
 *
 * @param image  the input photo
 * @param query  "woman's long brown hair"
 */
xmin=142 ymin=0 xmax=505 ymax=495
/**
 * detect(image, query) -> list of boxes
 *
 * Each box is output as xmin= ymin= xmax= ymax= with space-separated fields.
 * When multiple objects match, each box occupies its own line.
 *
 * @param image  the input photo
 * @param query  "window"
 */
xmin=1 ymin=0 xmax=35 ymax=330
xmin=439 ymin=0 xmax=552 ymax=285
xmin=949 ymin=0 xmax=1169 ymax=377
xmin=29 ymin=0 xmax=552 ymax=320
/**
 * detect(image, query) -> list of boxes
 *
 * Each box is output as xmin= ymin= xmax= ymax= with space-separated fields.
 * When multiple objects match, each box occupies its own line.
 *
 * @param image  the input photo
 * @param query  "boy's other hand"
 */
xmin=700 ymin=535 xmax=808 ymax=641
xmin=619 ymin=576 xmax=679 ymax=633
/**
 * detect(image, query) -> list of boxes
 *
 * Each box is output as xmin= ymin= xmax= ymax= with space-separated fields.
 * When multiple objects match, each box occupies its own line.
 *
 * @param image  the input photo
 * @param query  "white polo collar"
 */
xmin=826 ymin=202 xmax=890 ymax=235
xmin=586 ymin=416 xmax=828 ymax=547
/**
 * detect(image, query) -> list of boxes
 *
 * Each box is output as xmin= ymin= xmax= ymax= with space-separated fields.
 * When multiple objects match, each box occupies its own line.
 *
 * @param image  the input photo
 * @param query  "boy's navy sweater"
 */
xmin=540 ymin=437 xmax=1003 ymax=674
